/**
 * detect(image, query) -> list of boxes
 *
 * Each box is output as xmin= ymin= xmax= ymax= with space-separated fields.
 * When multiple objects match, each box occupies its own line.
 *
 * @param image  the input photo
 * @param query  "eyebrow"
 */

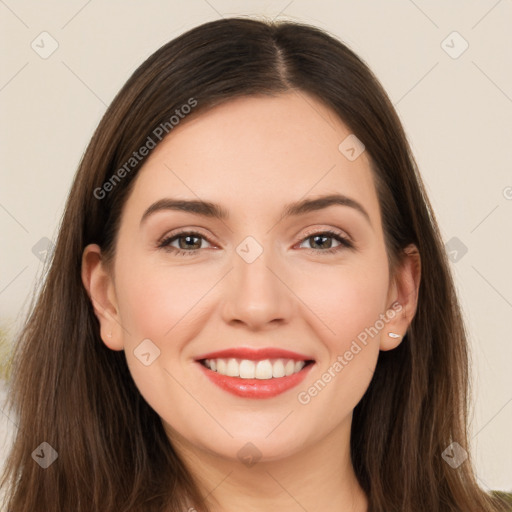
xmin=140 ymin=193 xmax=372 ymax=227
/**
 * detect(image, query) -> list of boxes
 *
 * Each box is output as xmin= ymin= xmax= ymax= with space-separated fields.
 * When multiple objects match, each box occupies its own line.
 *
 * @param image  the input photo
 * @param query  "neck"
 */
xmin=167 ymin=416 xmax=368 ymax=512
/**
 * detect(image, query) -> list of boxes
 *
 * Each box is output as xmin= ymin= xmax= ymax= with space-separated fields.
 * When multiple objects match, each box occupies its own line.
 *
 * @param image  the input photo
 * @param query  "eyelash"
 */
xmin=157 ymin=229 xmax=354 ymax=257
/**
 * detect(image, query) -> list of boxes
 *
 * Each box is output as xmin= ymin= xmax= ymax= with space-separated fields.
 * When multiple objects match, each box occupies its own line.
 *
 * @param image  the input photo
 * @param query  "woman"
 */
xmin=1 ymin=16 xmax=510 ymax=512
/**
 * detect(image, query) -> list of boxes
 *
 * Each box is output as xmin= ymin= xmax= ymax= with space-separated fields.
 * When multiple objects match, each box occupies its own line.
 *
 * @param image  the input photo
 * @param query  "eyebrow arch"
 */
xmin=140 ymin=193 xmax=372 ymax=227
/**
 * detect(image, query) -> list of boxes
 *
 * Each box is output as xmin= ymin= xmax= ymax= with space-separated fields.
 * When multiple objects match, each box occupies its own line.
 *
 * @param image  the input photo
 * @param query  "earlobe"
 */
xmin=382 ymin=331 xmax=404 ymax=351
xmin=380 ymin=244 xmax=421 ymax=351
xmin=81 ymin=244 xmax=124 ymax=351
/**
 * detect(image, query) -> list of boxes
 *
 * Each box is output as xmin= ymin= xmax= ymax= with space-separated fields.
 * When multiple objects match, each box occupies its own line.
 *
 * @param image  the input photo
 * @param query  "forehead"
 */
xmin=123 ymin=91 xmax=380 ymax=227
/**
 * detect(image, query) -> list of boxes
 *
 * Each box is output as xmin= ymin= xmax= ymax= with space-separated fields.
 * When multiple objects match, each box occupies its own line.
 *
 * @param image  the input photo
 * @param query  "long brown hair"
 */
xmin=1 ymin=16 xmax=509 ymax=512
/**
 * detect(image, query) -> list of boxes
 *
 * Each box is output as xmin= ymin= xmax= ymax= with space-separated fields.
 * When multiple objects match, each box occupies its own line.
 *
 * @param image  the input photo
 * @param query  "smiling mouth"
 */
xmin=199 ymin=357 xmax=315 ymax=380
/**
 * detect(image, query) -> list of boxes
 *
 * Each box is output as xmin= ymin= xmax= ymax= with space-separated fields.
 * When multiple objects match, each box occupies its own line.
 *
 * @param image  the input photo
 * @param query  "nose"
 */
xmin=220 ymin=243 xmax=295 ymax=331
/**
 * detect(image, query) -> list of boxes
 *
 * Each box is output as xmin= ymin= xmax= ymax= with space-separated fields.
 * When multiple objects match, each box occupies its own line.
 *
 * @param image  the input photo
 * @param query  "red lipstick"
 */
xmin=195 ymin=347 xmax=315 ymax=399
xmin=195 ymin=347 xmax=313 ymax=361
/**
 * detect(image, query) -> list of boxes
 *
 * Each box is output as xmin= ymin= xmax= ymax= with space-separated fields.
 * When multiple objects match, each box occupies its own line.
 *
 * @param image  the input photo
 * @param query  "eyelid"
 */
xmin=159 ymin=231 xmax=354 ymax=261
xmin=298 ymin=225 xmax=353 ymax=244
xmin=158 ymin=225 xmax=353 ymax=249
xmin=157 ymin=227 xmax=215 ymax=247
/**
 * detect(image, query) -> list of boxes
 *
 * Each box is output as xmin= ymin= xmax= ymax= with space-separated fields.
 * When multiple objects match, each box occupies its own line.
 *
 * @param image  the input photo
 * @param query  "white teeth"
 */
xmin=203 ymin=358 xmax=309 ymax=380
xmin=239 ymin=359 xmax=255 ymax=379
xmin=272 ymin=359 xmax=285 ymax=378
xmin=216 ymin=358 xmax=227 ymax=375
xmin=226 ymin=358 xmax=238 ymax=377
xmin=285 ymin=359 xmax=295 ymax=376
xmin=255 ymin=360 xmax=273 ymax=379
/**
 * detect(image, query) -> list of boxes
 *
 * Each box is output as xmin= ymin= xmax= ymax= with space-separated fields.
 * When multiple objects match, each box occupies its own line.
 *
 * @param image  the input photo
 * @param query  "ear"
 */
xmin=380 ymin=243 xmax=421 ymax=351
xmin=81 ymin=243 xmax=124 ymax=351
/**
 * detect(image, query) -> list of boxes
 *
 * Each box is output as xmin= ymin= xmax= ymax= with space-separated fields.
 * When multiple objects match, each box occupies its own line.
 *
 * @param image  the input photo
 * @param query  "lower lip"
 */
xmin=196 ymin=361 xmax=314 ymax=399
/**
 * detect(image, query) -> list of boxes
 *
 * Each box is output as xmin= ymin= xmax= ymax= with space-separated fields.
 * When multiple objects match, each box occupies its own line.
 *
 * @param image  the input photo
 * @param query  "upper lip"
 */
xmin=195 ymin=347 xmax=314 ymax=362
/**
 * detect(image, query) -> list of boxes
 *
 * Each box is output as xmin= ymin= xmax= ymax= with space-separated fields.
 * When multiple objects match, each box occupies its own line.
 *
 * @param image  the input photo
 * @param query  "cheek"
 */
xmin=113 ymin=251 xmax=213 ymax=422
xmin=296 ymin=255 xmax=390 ymax=349
xmin=114 ymin=250 xmax=215 ymax=341
xmin=294 ymin=259 xmax=389 ymax=415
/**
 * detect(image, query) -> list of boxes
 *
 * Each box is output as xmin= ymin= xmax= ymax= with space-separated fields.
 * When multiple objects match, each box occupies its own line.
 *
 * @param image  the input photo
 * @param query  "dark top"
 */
xmin=491 ymin=490 xmax=512 ymax=510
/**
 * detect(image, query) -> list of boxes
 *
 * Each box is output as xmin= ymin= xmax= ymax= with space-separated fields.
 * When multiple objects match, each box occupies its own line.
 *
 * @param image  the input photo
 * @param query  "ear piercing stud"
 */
xmin=107 ymin=332 xmax=112 ymax=338
xmin=388 ymin=332 xmax=401 ymax=339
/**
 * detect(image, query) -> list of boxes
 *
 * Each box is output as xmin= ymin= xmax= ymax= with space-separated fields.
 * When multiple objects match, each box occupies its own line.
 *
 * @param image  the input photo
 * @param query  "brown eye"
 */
xmin=158 ymin=231 xmax=213 ymax=256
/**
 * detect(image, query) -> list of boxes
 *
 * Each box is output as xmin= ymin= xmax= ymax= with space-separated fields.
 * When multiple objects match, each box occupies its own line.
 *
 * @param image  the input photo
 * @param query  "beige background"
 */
xmin=1 ymin=0 xmax=511 ymax=491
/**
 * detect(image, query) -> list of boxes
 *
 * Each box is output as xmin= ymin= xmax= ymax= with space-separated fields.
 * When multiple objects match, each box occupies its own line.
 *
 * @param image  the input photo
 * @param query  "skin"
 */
xmin=82 ymin=91 xmax=421 ymax=512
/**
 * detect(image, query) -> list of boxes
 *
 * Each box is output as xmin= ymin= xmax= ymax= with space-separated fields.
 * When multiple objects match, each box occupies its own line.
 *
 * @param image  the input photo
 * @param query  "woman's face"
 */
xmin=84 ymin=91 xmax=417 ymax=464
